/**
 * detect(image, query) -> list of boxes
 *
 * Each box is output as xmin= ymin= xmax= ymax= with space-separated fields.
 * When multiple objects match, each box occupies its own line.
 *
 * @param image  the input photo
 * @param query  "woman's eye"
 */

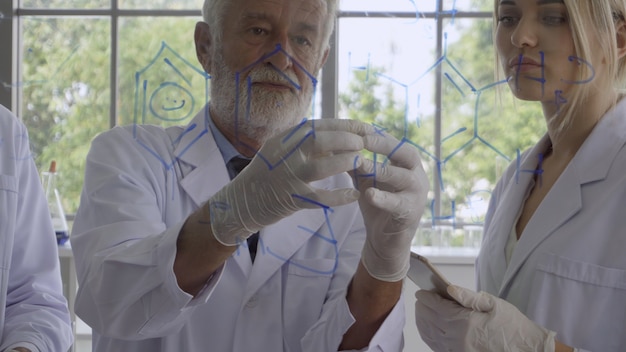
xmin=498 ymin=16 xmax=518 ymax=26
xmin=543 ymin=16 xmax=567 ymax=25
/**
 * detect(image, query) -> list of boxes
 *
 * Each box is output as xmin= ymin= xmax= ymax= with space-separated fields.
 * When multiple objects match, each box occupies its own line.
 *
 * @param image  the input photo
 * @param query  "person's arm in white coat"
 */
xmin=71 ymin=125 xmax=217 ymax=339
xmin=71 ymin=119 xmax=377 ymax=340
xmin=0 ymin=109 xmax=73 ymax=352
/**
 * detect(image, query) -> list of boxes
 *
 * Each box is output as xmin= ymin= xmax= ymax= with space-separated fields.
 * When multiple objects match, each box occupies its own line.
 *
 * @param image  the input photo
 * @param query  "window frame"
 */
xmin=2 ymin=0 xmax=493 ymax=227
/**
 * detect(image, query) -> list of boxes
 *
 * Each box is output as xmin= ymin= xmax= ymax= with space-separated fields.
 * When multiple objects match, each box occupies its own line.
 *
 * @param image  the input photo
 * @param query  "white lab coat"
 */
xmin=71 ymin=107 xmax=405 ymax=352
xmin=0 ymin=105 xmax=73 ymax=352
xmin=477 ymin=98 xmax=626 ymax=351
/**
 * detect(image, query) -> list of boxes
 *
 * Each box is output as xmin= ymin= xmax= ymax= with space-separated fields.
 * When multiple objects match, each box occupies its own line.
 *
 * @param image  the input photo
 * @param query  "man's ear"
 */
xmin=194 ymin=22 xmax=213 ymax=74
xmin=319 ymin=46 xmax=330 ymax=69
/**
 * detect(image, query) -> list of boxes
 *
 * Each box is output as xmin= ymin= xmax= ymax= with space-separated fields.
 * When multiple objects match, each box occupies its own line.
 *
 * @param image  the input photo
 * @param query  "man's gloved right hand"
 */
xmin=208 ymin=118 xmax=374 ymax=246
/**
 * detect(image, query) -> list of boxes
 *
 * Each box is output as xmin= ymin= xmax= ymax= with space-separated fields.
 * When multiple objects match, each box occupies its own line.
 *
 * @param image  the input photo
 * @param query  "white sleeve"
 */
xmin=70 ymin=127 xmax=222 ymax=339
xmin=0 ymin=112 xmax=73 ymax=351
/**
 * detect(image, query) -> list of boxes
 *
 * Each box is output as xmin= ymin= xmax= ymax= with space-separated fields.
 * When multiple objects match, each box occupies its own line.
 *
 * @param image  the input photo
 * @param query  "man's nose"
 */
xmin=264 ymin=33 xmax=293 ymax=71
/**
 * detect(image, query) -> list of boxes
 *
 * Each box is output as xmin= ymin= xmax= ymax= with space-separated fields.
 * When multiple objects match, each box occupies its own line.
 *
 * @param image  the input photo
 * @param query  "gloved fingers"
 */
xmin=295 ymin=151 xmax=363 ymax=182
xmin=415 ymin=296 xmax=469 ymax=350
xmin=309 ymin=118 xmax=377 ymax=136
xmin=415 ymin=301 xmax=447 ymax=350
xmin=263 ymin=126 xmax=364 ymax=166
xmin=355 ymin=157 xmax=419 ymax=193
xmin=293 ymin=187 xmax=360 ymax=208
xmin=360 ymin=188 xmax=419 ymax=233
xmin=447 ymin=285 xmax=495 ymax=312
xmin=299 ymin=130 xmax=365 ymax=158
xmin=415 ymin=289 xmax=474 ymax=320
xmin=363 ymin=133 xmax=421 ymax=170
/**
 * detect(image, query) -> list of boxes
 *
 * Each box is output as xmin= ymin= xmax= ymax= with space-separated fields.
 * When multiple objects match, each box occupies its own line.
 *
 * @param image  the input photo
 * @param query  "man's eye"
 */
xmin=251 ymin=28 xmax=266 ymax=35
xmin=294 ymin=36 xmax=312 ymax=47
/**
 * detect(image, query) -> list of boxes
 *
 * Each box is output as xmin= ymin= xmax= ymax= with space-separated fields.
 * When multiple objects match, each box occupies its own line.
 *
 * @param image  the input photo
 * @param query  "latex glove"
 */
xmin=415 ymin=285 xmax=557 ymax=352
xmin=209 ymin=118 xmax=375 ymax=245
xmin=354 ymin=132 xmax=429 ymax=282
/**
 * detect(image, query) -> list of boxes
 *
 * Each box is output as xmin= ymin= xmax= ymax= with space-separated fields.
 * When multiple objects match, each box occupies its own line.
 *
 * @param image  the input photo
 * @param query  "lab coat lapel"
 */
xmin=243 ymin=184 xmax=329 ymax=302
xmin=500 ymin=99 xmax=626 ymax=295
xmin=500 ymin=166 xmax=582 ymax=294
xmin=484 ymin=136 xmax=550 ymax=291
xmin=174 ymin=107 xmax=254 ymax=273
xmin=176 ymin=106 xmax=230 ymax=208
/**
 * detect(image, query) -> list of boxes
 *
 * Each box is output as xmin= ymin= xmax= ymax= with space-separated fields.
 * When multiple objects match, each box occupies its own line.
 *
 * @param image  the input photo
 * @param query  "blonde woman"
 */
xmin=415 ymin=1 xmax=626 ymax=351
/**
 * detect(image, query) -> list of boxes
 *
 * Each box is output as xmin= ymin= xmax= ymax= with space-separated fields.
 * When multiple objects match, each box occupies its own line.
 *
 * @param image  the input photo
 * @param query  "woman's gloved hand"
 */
xmin=415 ymin=285 xmax=556 ymax=352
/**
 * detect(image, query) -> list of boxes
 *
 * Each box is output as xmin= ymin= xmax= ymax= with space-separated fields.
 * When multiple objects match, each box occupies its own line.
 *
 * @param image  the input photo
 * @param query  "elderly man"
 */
xmin=0 ymin=105 xmax=73 ymax=352
xmin=71 ymin=0 xmax=429 ymax=351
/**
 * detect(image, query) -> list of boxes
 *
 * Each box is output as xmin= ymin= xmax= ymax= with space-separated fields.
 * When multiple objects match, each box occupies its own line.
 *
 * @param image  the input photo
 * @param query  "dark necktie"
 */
xmin=228 ymin=156 xmax=259 ymax=262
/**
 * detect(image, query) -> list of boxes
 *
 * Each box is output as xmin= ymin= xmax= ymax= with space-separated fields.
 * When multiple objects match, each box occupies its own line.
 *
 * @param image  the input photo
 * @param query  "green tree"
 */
xmin=339 ymin=17 xmax=546 ymax=226
xmin=21 ymin=13 xmax=203 ymax=214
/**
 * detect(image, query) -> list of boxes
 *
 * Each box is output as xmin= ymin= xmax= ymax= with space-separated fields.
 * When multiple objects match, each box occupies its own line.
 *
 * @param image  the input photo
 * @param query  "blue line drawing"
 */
xmin=351 ymin=30 xmax=513 ymax=193
xmin=265 ymin=196 xmax=339 ymax=275
xmin=2 ymin=45 xmax=80 ymax=89
xmin=429 ymin=198 xmax=456 ymax=228
xmin=515 ymin=149 xmax=547 ymax=186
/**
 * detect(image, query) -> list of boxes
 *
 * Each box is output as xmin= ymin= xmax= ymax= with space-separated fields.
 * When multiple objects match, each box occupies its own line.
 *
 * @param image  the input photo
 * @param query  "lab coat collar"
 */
xmin=176 ymin=106 xmax=231 ymax=208
xmin=497 ymin=98 xmax=626 ymax=295
xmin=174 ymin=105 xmax=218 ymax=169
xmin=484 ymin=136 xmax=550 ymax=292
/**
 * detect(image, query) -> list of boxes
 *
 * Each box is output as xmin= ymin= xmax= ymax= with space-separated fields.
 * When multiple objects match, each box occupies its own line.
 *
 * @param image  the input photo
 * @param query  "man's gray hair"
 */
xmin=201 ymin=0 xmax=338 ymax=46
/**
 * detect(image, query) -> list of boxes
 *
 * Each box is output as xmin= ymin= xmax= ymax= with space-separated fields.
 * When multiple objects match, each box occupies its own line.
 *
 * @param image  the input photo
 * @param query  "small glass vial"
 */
xmin=42 ymin=161 xmax=70 ymax=245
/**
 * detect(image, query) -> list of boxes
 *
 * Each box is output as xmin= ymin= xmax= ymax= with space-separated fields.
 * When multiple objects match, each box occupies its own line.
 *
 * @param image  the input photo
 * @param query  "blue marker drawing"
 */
xmin=3 ymin=45 xmax=80 ymax=89
xmin=515 ymin=149 xmax=547 ymax=185
xmin=429 ymin=198 xmax=456 ymax=228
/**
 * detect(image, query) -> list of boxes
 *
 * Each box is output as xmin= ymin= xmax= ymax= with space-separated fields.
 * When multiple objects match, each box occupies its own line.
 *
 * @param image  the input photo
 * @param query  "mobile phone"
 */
xmin=407 ymin=252 xmax=455 ymax=301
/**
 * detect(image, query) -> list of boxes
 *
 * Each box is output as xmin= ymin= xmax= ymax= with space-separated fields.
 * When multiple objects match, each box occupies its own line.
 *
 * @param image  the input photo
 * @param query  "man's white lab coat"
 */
xmin=0 ymin=105 xmax=73 ymax=352
xmin=71 ymin=107 xmax=405 ymax=352
xmin=477 ymin=98 xmax=626 ymax=351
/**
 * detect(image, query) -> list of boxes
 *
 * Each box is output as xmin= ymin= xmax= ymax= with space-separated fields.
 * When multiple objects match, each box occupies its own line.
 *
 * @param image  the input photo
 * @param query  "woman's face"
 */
xmin=495 ymin=0 xmax=601 ymax=106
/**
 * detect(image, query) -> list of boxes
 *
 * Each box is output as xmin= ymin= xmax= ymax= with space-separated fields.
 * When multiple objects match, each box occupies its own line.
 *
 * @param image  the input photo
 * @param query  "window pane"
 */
xmin=444 ymin=0 xmax=493 ymax=11
xmin=440 ymin=17 xmax=544 ymax=225
xmin=19 ymin=17 xmax=111 ymax=214
xmin=119 ymin=0 xmax=202 ymax=10
xmin=339 ymin=15 xmax=544 ymax=234
xmin=341 ymin=0 xmax=433 ymax=13
xmin=338 ymin=17 xmax=437 ymax=212
xmin=117 ymin=17 xmax=207 ymax=129
xmin=20 ymin=0 xmax=108 ymax=9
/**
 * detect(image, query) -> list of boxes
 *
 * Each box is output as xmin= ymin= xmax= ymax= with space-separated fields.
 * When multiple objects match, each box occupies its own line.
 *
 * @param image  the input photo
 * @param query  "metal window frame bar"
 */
xmin=0 ymin=0 xmax=17 ymax=110
xmin=10 ymin=3 xmax=492 ymax=223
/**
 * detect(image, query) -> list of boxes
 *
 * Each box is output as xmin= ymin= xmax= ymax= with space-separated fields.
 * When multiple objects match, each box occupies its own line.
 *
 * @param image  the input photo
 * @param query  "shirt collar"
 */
xmin=207 ymin=107 xmax=245 ymax=165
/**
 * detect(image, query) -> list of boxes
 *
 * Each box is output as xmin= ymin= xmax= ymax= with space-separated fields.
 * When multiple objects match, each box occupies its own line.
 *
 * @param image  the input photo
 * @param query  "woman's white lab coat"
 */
xmin=0 ymin=105 xmax=73 ymax=351
xmin=476 ymin=98 xmax=626 ymax=351
xmin=70 ymin=107 xmax=404 ymax=352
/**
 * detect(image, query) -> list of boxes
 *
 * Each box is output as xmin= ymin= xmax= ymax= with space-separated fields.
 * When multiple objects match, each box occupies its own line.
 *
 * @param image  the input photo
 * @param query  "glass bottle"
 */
xmin=42 ymin=161 xmax=70 ymax=246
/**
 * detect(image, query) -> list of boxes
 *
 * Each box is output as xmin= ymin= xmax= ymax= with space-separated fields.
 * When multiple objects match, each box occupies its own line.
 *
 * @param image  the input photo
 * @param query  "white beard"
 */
xmin=209 ymin=50 xmax=315 ymax=146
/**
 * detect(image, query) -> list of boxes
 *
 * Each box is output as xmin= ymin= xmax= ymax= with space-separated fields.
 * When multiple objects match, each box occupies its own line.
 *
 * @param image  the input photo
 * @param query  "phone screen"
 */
xmin=407 ymin=252 xmax=455 ymax=301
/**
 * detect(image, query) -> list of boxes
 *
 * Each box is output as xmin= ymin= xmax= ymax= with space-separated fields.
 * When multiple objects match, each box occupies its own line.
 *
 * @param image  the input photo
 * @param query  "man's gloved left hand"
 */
xmin=415 ymin=285 xmax=557 ymax=352
xmin=354 ymin=132 xmax=429 ymax=282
